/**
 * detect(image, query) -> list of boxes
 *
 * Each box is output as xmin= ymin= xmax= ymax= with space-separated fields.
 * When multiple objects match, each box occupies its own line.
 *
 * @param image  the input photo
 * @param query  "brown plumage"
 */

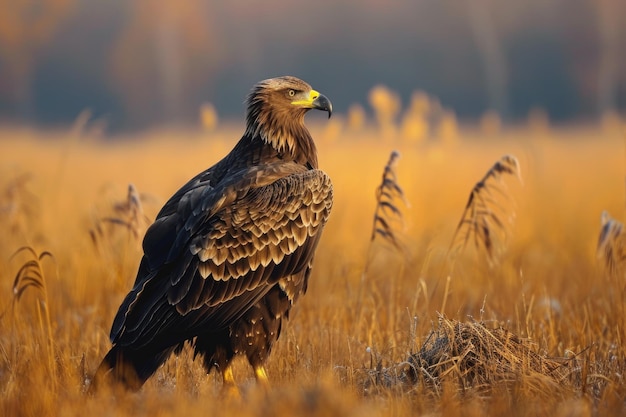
xmin=92 ymin=76 xmax=333 ymax=392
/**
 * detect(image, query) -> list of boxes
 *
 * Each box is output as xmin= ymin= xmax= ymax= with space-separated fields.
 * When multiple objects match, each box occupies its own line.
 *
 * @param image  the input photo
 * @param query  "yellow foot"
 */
xmin=254 ymin=366 xmax=269 ymax=391
xmin=221 ymin=365 xmax=241 ymax=399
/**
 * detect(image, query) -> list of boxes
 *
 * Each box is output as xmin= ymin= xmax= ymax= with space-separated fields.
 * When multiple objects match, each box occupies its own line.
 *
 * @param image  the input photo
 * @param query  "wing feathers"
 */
xmin=170 ymin=168 xmax=331 ymax=313
xmin=112 ymin=164 xmax=332 ymax=346
xmin=167 ymin=256 xmax=196 ymax=305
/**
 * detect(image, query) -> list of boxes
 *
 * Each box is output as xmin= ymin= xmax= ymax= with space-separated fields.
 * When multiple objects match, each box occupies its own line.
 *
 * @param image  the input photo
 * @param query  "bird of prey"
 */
xmin=93 ymin=76 xmax=333 ymax=392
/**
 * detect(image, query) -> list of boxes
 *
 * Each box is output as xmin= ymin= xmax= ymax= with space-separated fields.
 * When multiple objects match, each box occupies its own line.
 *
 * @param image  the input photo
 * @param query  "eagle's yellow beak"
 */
xmin=292 ymin=89 xmax=333 ymax=118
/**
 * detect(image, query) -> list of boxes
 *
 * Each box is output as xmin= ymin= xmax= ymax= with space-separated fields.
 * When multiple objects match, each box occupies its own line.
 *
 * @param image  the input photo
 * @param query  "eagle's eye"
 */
xmin=288 ymin=89 xmax=296 ymax=97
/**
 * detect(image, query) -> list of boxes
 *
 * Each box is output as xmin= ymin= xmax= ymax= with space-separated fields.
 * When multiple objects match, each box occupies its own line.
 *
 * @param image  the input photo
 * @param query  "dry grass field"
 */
xmin=0 ymin=119 xmax=624 ymax=416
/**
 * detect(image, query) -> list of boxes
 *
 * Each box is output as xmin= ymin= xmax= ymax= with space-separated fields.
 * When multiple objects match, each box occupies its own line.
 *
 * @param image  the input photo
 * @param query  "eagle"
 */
xmin=93 ymin=76 xmax=333 ymax=392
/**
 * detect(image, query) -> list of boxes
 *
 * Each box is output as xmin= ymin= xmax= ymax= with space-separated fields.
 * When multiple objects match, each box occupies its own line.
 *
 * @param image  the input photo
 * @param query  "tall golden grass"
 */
xmin=0 ymin=120 xmax=624 ymax=416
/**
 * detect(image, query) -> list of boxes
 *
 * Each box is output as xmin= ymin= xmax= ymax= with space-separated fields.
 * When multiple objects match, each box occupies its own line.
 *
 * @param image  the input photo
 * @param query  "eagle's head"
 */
xmin=244 ymin=76 xmax=332 ymax=164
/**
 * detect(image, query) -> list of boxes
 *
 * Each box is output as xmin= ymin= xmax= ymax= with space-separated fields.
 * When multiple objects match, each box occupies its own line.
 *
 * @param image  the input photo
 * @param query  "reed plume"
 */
xmin=0 ymin=172 xmax=38 ymax=235
xmin=2 ymin=246 xmax=58 ymax=384
xmin=448 ymin=154 xmax=521 ymax=266
xmin=369 ymin=150 xmax=406 ymax=250
xmin=597 ymin=210 xmax=626 ymax=276
xmin=357 ymin=151 xmax=408 ymax=330
xmin=90 ymin=183 xmax=150 ymax=247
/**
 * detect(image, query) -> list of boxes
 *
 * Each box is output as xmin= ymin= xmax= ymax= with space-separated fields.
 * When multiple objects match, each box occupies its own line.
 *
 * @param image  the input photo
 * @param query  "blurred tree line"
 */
xmin=0 ymin=0 xmax=624 ymax=131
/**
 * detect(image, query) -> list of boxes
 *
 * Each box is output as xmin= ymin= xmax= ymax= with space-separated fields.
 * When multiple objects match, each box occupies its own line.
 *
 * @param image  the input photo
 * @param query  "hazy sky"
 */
xmin=1 ymin=0 xmax=624 ymax=130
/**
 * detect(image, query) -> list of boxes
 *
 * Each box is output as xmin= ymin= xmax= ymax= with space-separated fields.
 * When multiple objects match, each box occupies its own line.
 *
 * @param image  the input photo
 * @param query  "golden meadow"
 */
xmin=0 ymin=103 xmax=624 ymax=416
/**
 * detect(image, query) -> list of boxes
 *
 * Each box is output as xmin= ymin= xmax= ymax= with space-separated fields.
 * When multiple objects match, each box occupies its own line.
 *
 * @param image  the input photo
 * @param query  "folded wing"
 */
xmin=109 ymin=163 xmax=333 ymax=351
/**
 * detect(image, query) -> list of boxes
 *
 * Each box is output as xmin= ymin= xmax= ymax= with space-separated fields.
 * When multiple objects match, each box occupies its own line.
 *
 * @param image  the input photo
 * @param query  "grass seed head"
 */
xmin=448 ymin=154 xmax=522 ymax=267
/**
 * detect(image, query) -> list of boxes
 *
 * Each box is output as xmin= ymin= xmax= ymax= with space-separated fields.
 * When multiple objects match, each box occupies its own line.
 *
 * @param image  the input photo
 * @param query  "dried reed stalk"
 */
xmin=357 ymin=151 xmax=408 ymax=330
xmin=90 ymin=183 xmax=149 ymax=247
xmin=597 ymin=210 xmax=626 ymax=276
xmin=0 ymin=172 xmax=38 ymax=235
xmin=448 ymin=154 xmax=521 ymax=266
xmin=2 ymin=246 xmax=57 ymax=385
xmin=369 ymin=150 xmax=406 ymax=249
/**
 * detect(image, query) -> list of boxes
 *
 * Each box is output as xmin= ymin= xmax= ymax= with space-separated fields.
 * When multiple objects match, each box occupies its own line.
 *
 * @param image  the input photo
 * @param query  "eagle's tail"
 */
xmin=90 ymin=345 xmax=174 ymax=393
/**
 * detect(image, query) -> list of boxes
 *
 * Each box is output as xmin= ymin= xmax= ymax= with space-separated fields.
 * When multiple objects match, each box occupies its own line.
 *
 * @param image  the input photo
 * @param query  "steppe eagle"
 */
xmin=93 ymin=76 xmax=333 ymax=392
